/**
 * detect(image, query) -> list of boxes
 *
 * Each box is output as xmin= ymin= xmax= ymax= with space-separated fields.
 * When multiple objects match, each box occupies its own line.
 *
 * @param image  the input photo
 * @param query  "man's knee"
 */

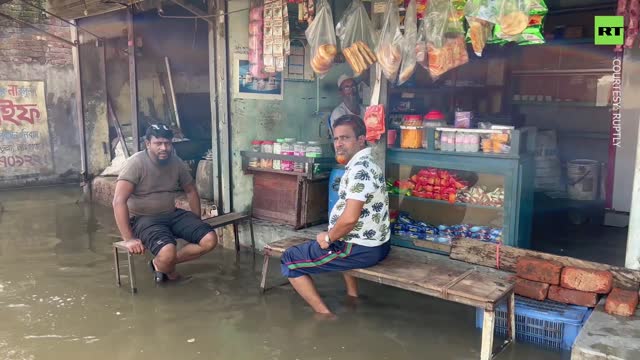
xmin=155 ymin=244 xmax=177 ymax=265
xmin=199 ymin=232 xmax=218 ymax=252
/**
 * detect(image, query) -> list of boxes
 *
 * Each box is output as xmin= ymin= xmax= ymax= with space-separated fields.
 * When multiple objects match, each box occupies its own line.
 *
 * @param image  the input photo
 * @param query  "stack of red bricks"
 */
xmin=515 ymin=257 xmax=638 ymax=317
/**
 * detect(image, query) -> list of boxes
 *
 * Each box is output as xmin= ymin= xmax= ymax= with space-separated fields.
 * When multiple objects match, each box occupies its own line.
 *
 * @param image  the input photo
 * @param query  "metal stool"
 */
xmin=113 ymin=241 xmax=138 ymax=294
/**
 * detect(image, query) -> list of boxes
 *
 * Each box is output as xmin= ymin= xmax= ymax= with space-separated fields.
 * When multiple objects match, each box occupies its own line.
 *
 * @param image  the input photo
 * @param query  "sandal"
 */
xmin=149 ymin=260 xmax=167 ymax=283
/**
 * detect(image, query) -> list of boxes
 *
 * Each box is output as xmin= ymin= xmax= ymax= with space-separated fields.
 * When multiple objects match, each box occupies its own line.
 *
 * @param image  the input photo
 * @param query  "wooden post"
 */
xmin=70 ymin=21 xmax=89 ymax=196
xmin=507 ymin=292 xmax=516 ymax=342
xmin=208 ymin=0 xmax=221 ymax=207
xmin=214 ymin=0 xmax=232 ymax=214
xmin=260 ymin=255 xmax=270 ymax=292
xmin=480 ymin=310 xmax=496 ymax=360
xmin=127 ymin=6 xmax=139 ymax=152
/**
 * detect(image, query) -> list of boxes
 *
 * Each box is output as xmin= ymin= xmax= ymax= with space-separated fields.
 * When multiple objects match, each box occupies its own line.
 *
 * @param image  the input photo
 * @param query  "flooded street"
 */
xmin=0 ymin=186 xmax=565 ymax=360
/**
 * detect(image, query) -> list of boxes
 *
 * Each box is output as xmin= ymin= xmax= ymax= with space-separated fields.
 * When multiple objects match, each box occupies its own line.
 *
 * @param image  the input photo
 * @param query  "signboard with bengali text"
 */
xmin=0 ymin=81 xmax=54 ymax=177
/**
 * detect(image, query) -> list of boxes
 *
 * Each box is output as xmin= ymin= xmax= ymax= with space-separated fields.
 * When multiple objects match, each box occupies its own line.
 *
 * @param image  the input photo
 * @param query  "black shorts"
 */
xmin=130 ymin=209 xmax=214 ymax=256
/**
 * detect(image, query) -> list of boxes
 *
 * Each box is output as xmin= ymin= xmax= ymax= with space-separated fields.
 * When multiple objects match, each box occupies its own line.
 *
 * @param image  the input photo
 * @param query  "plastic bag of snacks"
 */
xmin=336 ymin=0 xmax=378 ymax=76
xmin=364 ymin=105 xmax=386 ymax=142
xmin=398 ymin=0 xmax=418 ymax=85
xmin=305 ymin=0 xmax=337 ymax=77
xmin=376 ymin=0 xmax=403 ymax=81
xmin=464 ymin=0 xmax=500 ymax=57
xmin=249 ymin=0 xmax=267 ymax=78
xmin=416 ymin=19 xmax=428 ymax=69
xmin=423 ymin=0 xmax=469 ymax=79
xmin=492 ymin=0 xmax=547 ymax=45
xmin=495 ymin=0 xmax=530 ymax=38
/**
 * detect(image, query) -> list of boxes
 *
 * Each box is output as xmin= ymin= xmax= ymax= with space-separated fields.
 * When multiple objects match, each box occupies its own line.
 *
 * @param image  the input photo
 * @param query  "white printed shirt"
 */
xmin=329 ymin=147 xmax=390 ymax=247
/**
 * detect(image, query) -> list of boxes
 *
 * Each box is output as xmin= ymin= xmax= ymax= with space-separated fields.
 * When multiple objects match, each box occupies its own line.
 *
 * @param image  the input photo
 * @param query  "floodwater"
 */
xmin=0 ymin=185 xmax=566 ymax=360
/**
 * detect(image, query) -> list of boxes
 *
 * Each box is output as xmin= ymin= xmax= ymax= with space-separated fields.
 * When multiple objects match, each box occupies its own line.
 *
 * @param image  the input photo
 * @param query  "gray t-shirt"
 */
xmin=117 ymin=151 xmax=193 ymax=216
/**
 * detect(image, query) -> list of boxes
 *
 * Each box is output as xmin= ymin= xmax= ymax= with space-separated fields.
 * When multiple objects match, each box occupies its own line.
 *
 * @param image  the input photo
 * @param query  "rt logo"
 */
xmin=595 ymin=16 xmax=624 ymax=45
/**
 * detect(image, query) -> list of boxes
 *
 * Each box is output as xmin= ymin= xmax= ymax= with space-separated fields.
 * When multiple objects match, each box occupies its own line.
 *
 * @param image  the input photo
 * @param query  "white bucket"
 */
xmin=567 ymin=159 xmax=600 ymax=201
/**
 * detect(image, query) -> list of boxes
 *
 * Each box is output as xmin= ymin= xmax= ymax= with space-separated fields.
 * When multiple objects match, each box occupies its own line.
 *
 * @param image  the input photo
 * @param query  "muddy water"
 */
xmin=0 ymin=186 xmax=566 ymax=360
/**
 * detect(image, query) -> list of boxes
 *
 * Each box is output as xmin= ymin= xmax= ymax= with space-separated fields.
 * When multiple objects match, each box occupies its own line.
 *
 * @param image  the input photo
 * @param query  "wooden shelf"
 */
xmin=512 ymin=101 xmax=608 ymax=108
xmin=389 ymin=193 xmax=504 ymax=211
xmin=387 ymin=147 xmax=522 ymax=160
xmin=511 ymin=68 xmax=610 ymax=76
xmin=245 ymin=166 xmax=330 ymax=180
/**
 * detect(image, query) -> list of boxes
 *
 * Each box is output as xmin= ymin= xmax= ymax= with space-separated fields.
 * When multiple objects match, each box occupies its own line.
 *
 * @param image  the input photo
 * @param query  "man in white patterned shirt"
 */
xmin=281 ymin=114 xmax=391 ymax=315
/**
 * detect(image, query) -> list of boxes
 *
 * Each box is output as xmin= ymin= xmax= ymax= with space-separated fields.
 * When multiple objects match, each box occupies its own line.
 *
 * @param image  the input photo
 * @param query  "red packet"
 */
xmin=364 ymin=105 xmax=386 ymax=142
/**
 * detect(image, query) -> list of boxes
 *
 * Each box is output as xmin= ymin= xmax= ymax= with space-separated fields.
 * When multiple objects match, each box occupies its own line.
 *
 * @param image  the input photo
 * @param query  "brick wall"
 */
xmin=0 ymin=2 xmax=72 ymax=66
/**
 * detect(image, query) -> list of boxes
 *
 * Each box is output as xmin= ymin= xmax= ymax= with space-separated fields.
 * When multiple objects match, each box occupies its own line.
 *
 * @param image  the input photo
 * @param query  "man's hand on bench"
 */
xmin=122 ymin=239 xmax=144 ymax=255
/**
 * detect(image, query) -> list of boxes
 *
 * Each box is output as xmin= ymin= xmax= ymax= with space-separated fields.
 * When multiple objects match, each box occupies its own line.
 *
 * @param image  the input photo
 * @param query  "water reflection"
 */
xmin=0 ymin=185 xmax=565 ymax=360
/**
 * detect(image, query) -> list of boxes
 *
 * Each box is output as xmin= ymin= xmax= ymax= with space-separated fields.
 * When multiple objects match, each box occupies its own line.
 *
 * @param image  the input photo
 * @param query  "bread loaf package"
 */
xmin=423 ymin=0 xmax=469 ymax=79
xmin=335 ymin=0 xmax=377 ymax=76
xmin=375 ymin=0 xmax=403 ymax=81
xmin=305 ymin=0 xmax=337 ymax=77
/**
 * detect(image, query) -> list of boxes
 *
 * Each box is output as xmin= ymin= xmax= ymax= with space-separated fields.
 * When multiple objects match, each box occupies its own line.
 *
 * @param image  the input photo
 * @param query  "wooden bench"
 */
xmin=260 ymin=237 xmax=516 ymax=360
xmin=113 ymin=211 xmax=255 ymax=293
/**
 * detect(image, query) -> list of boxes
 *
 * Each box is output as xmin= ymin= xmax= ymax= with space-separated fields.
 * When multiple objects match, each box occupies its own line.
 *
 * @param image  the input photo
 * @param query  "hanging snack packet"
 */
xmin=376 ymin=0 xmax=403 ymax=81
xmin=336 ymin=0 xmax=378 ymax=76
xmin=416 ymin=19 xmax=428 ymax=69
xmin=424 ymin=0 xmax=469 ymax=79
xmin=399 ymin=0 xmax=418 ymax=85
xmin=364 ymin=105 xmax=386 ymax=143
xmin=493 ymin=0 xmax=548 ymax=45
xmin=464 ymin=0 xmax=500 ymax=57
xmin=305 ymin=0 xmax=337 ymax=77
xmin=496 ymin=0 xmax=530 ymax=37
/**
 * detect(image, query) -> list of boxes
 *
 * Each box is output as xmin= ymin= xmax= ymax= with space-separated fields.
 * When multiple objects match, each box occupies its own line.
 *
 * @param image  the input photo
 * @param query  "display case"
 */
xmin=386 ymin=130 xmax=535 ymax=254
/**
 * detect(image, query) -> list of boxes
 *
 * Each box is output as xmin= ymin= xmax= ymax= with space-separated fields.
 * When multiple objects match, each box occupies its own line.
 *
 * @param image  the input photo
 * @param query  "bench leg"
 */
xmin=113 ymin=247 xmax=121 ymax=287
xmin=233 ymin=223 xmax=240 ymax=253
xmin=507 ymin=292 xmax=516 ymax=343
xmin=480 ymin=309 xmax=496 ymax=360
xmin=248 ymin=218 xmax=255 ymax=254
xmin=127 ymin=252 xmax=137 ymax=294
xmin=260 ymin=254 xmax=270 ymax=293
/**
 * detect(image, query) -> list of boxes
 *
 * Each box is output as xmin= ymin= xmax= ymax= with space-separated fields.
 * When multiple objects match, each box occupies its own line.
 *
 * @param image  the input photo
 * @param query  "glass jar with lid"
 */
xmin=305 ymin=141 xmax=323 ymax=174
xmin=272 ymin=138 xmax=284 ymax=170
xmin=249 ymin=140 xmax=262 ymax=168
xmin=294 ymin=141 xmax=307 ymax=173
xmin=281 ymin=138 xmax=295 ymax=171
xmin=260 ymin=140 xmax=274 ymax=168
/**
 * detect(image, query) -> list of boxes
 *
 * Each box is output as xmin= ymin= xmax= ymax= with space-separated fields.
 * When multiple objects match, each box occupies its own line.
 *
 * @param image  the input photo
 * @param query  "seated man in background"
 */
xmin=112 ymin=124 xmax=218 ymax=283
xmin=281 ymin=115 xmax=391 ymax=316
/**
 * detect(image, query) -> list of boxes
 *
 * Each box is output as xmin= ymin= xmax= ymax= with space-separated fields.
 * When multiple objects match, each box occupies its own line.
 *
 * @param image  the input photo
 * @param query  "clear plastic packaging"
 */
xmin=399 ymin=0 xmax=418 ymax=85
xmin=260 ymin=140 xmax=274 ymax=168
xmin=376 ymin=0 xmax=403 ymax=81
xmin=305 ymin=0 xmax=337 ymax=77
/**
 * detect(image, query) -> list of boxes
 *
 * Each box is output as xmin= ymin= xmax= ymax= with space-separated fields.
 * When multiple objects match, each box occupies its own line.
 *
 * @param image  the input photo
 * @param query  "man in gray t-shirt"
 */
xmin=113 ymin=124 xmax=218 ymax=283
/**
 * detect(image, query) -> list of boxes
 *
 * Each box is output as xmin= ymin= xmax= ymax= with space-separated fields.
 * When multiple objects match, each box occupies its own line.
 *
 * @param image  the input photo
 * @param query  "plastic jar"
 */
xmin=272 ymin=138 xmax=284 ymax=170
xmin=306 ymin=141 xmax=322 ymax=174
xmin=294 ymin=141 xmax=307 ymax=173
xmin=260 ymin=141 xmax=274 ymax=168
xmin=281 ymin=138 xmax=295 ymax=171
xmin=249 ymin=140 xmax=262 ymax=168
xmin=467 ymin=133 xmax=480 ymax=152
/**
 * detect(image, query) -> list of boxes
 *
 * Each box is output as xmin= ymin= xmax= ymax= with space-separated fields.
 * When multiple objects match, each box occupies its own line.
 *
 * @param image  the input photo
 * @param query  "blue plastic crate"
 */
xmin=475 ymin=296 xmax=593 ymax=351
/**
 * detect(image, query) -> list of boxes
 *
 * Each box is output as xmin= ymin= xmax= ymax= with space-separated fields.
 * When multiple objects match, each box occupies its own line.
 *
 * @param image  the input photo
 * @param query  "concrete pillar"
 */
xmin=625 ymin=113 xmax=640 ymax=269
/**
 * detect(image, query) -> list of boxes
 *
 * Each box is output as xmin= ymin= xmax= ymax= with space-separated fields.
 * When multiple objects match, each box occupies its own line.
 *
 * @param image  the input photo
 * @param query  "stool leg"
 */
xmin=113 ymin=247 xmax=121 ymax=287
xmin=481 ymin=309 xmax=496 ymax=360
xmin=233 ymin=223 xmax=240 ymax=253
xmin=507 ymin=292 xmax=516 ymax=342
xmin=127 ymin=252 xmax=137 ymax=294
xmin=249 ymin=218 xmax=256 ymax=254
xmin=260 ymin=255 xmax=270 ymax=293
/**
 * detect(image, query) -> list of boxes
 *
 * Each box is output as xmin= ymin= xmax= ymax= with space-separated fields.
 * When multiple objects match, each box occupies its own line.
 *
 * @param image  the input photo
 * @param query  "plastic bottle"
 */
xmin=294 ymin=141 xmax=306 ymax=173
